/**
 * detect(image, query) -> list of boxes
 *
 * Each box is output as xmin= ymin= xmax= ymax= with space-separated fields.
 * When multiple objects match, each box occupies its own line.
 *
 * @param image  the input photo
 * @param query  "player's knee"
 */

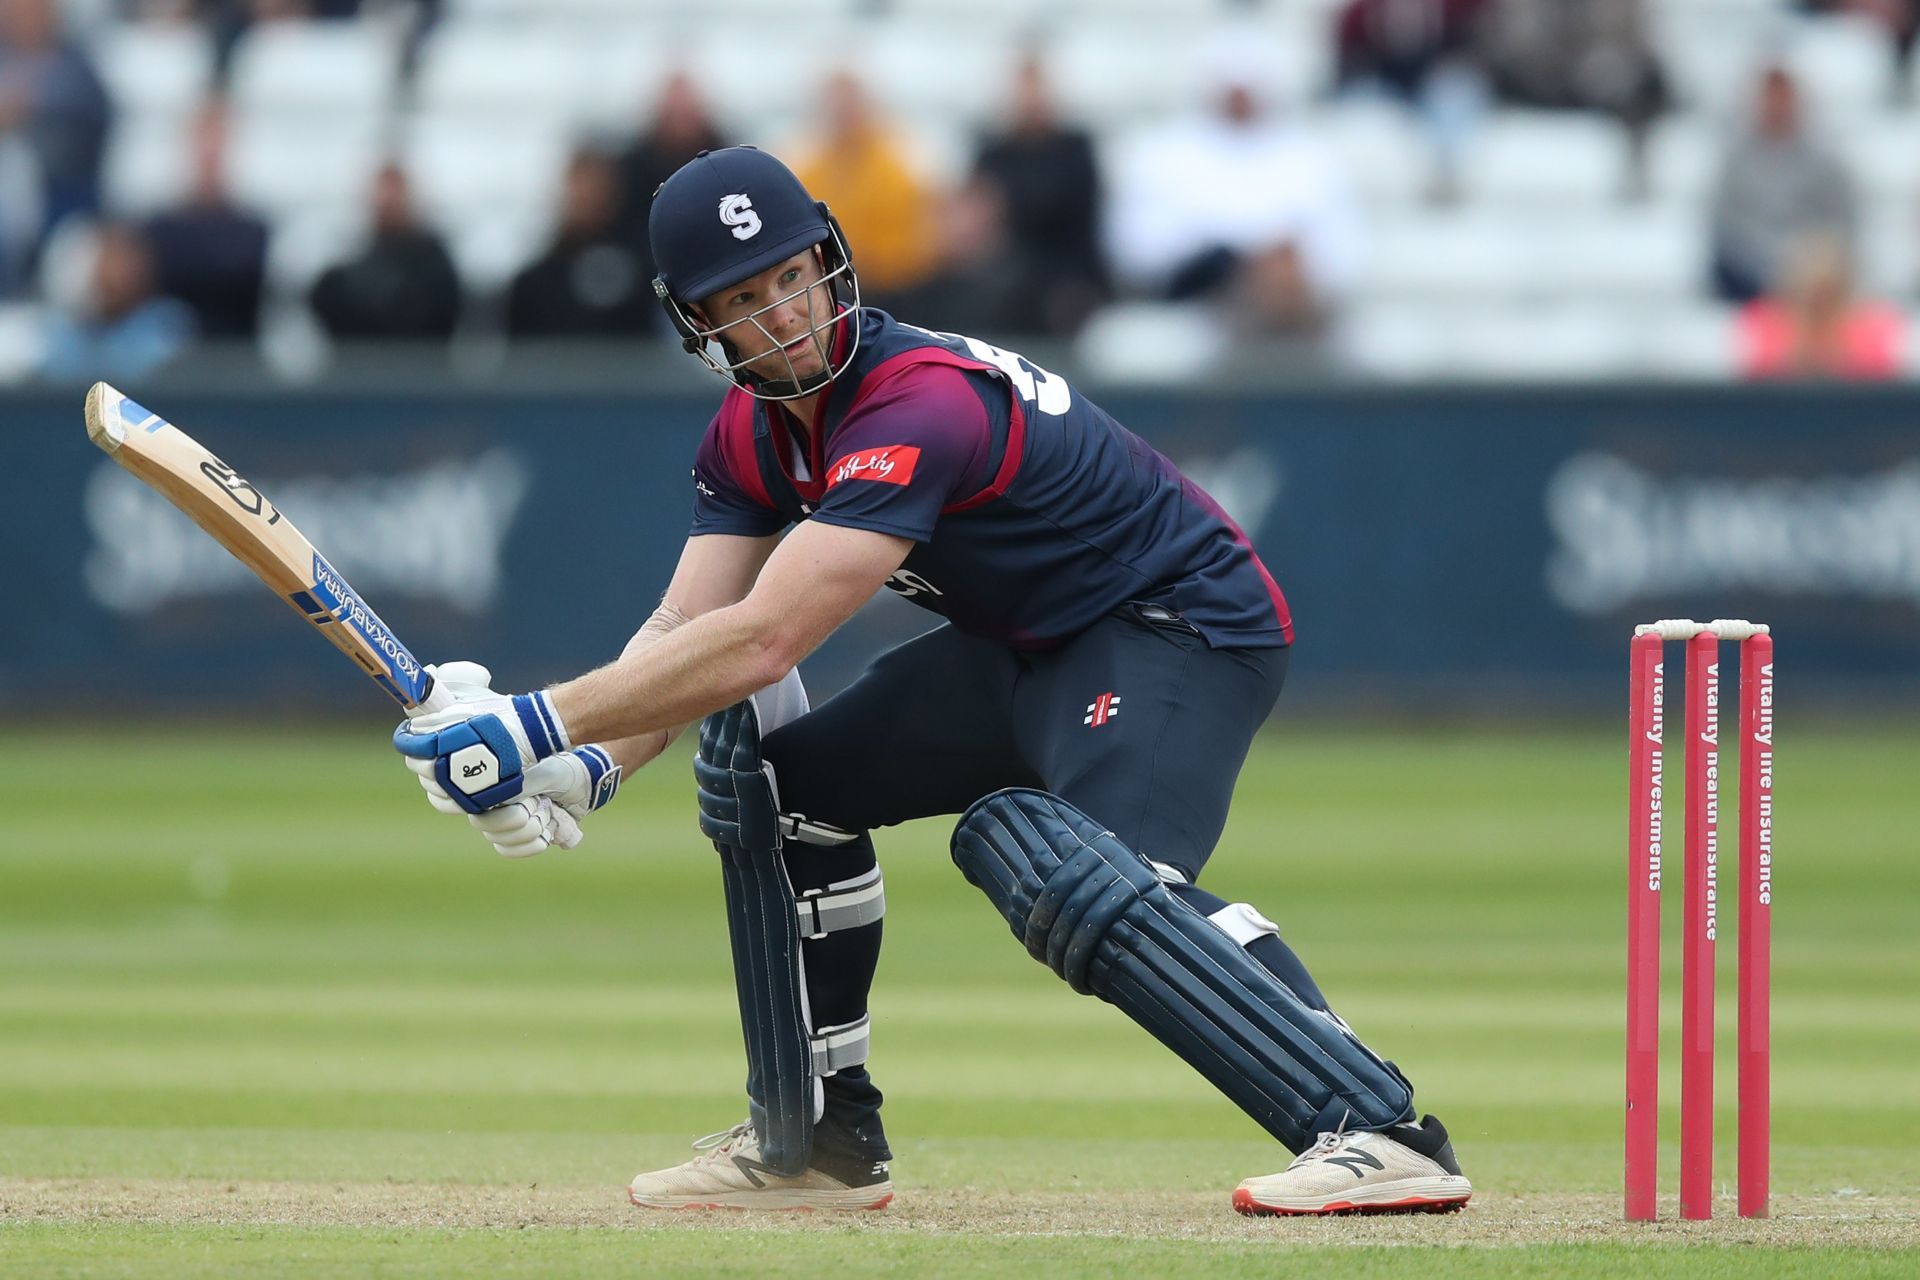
xmin=951 ymin=787 xmax=1161 ymax=994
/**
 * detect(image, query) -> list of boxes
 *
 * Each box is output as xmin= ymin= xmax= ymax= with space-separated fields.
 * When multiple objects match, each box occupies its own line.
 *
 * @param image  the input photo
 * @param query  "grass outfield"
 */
xmin=2 ymin=721 xmax=1915 ymax=1276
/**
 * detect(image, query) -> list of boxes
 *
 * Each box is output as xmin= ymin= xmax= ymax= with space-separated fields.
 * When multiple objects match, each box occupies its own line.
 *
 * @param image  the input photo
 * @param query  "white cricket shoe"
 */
xmin=1233 ymin=1115 xmax=1472 ymax=1216
xmin=627 ymin=1122 xmax=894 ymax=1211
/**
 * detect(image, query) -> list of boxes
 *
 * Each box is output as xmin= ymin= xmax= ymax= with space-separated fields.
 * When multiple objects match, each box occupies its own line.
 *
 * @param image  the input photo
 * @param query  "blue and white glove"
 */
xmin=392 ymin=660 xmax=573 ymax=815
xmin=406 ymin=741 xmax=624 ymax=858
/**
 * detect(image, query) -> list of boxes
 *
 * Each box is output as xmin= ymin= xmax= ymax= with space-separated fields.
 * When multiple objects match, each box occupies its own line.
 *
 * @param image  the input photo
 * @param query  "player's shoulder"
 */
xmin=847 ymin=312 xmax=1001 ymax=399
xmin=697 ymin=386 xmax=762 ymax=452
xmin=702 ymin=384 xmax=760 ymax=435
xmin=694 ymin=386 xmax=765 ymax=479
xmin=835 ymin=357 xmax=996 ymax=450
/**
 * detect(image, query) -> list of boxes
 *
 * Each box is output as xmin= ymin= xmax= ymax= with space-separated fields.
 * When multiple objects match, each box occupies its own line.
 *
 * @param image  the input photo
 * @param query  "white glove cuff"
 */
xmin=573 ymin=745 xmax=623 ymax=812
xmin=510 ymin=691 xmax=573 ymax=757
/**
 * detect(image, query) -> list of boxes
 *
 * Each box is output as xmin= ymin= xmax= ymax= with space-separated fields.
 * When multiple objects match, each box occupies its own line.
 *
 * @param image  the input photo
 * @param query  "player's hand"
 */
xmin=406 ymin=744 xmax=623 ymax=858
xmin=404 ymin=745 xmax=623 ymax=823
xmin=392 ymin=660 xmax=571 ymax=814
xmin=467 ymin=792 xmax=583 ymax=859
xmin=457 ymin=748 xmax=623 ymax=858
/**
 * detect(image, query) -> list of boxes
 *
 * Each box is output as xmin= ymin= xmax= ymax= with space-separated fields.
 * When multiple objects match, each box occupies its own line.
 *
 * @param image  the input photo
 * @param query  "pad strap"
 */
xmin=810 ymin=1016 xmax=872 ymax=1075
xmin=796 ymin=866 xmax=886 ymax=939
xmin=780 ymin=814 xmax=861 ymax=845
xmin=1208 ymin=901 xmax=1282 ymax=948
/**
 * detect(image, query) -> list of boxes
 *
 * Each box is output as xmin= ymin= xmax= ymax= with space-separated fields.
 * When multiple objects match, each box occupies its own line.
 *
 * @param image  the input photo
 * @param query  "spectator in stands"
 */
xmin=1338 ymin=0 xmax=1489 ymax=100
xmin=1736 ymin=232 xmax=1904 ymax=379
xmin=1479 ymin=0 xmax=1669 ymax=193
xmin=309 ymin=160 xmax=461 ymax=341
xmin=615 ymin=69 xmax=728 ymax=274
xmin=1334 ymin=0 xmax=1492 ymax=202
xmin=971 ymin=51 xmax=1107 ymax=335
xmin=892 ymin=175 xmax=1028 ymax=339
xmin=790 ymin=69 xmax=939 ymax=310
xmin=144 ymin=100 xmax=270 ymax=338
xmin=506 ymin=148 xmax=656 ymax=340
xmin=1708 ymin=63 xmax=1857 ymax=303
xmin=0 ymin=0 xmax=111 ymax=246
xmin=1225 ymin=240 xmax=1330 ymax=344
xmin=0 ymin=132 xmax=40 ymax=296
xmin=1106 ymin=39 xmax=1363 ymax=309
xmin=41 ymin=220 xmax=196 ymax=380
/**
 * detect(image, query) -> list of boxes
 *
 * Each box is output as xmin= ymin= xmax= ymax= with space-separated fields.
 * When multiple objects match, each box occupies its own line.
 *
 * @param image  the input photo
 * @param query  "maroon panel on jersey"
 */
xmin=683 ymin=308 xmax=1293 ymax=649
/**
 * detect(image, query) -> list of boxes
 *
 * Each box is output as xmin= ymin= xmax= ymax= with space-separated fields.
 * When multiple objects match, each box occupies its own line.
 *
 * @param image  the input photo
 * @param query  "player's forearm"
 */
xmin=594 ymin=609 xmax=699 ymax=771
xmin=601 ymin=731 xmax=674 ymax=774
xmin=548 ymin=603 xmax=791 ymax=746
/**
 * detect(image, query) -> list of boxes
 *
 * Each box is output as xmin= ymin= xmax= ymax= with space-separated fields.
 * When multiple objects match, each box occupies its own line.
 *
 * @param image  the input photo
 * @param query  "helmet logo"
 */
xmin=718 ymin=194 xmax=762 ymax=241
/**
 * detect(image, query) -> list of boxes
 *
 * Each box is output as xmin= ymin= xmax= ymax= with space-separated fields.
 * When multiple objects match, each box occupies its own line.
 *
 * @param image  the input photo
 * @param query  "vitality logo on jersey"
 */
xmin=1084 ymin=692 xmax=1122 ymax=727
xmin=828 ymin=446 xmax=920 ymax=488
xmin=718 ymin=194 xmax=761 ymax=240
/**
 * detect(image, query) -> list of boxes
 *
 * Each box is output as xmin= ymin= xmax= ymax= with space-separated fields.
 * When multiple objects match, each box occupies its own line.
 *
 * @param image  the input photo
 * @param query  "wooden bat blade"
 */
xmin=83 ymin=382 xmax=440 ymax=712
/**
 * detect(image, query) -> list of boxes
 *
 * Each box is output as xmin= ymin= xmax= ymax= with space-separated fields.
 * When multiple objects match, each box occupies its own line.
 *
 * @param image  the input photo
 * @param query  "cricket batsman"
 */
xmin=394 ymin=146 xmax=1473 ymax=1216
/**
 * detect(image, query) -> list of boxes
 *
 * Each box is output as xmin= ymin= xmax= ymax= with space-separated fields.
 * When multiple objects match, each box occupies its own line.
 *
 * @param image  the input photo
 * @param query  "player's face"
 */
xmin=697 ymin=249 xmax=837 ymax=384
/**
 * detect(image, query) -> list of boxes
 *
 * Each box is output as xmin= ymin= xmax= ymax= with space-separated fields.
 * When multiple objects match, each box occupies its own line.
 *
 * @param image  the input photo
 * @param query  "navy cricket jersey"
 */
xmin=688 ymin=308 xmax=1293 ymax=650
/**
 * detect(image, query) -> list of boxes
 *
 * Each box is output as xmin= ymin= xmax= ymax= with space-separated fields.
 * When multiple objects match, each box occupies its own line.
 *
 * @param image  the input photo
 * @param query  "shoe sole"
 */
xmin=628 ymin=1185 xmax=894 ymax=1212
xmin=1233 ymin=1177 xmax=1472 ymax=1217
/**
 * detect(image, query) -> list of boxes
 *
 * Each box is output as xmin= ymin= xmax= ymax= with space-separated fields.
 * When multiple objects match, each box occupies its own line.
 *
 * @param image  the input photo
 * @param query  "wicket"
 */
xmin=1625 ymin=618 xmax=1773 ymax=1221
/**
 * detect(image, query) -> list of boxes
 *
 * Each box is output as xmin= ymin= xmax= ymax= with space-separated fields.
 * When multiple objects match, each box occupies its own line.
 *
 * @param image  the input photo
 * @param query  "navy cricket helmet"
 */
xmin=649 ymin=146 xmax=862 ymax=399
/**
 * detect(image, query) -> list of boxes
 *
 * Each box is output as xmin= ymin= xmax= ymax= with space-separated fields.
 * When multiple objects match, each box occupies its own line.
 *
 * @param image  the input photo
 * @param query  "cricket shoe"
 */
xmin=1233 ymin=1115 xmax=1472 ymax=1216
xmin=627 ymin=1121 xmax=894 ymax=1211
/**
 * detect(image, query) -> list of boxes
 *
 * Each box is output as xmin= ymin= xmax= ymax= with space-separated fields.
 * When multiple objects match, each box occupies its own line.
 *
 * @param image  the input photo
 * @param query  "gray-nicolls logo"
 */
xmin=719 ymin=194 xmax=762 ymax=241
xmin=883 ymin=569 xmax=942 ymax=599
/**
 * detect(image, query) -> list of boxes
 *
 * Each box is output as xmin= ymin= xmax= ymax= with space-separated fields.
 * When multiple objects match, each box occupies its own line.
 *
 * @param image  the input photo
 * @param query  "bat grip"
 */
xmin=411 ymin=672 xmax=453 ymax=716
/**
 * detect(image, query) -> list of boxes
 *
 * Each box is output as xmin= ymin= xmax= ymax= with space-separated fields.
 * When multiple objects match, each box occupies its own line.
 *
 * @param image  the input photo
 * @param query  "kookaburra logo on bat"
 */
xmin=200 ymin=456 xmax=280 ymax=524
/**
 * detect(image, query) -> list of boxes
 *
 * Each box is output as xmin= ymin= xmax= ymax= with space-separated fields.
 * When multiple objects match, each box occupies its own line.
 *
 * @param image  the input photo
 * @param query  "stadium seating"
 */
xmin=57 ymin=2 xmax=1920 ymax=379
xmin=225 ymin=23 xmax=399 ymax=224
xmin=95 ymin=23 xmax=215 ymax=214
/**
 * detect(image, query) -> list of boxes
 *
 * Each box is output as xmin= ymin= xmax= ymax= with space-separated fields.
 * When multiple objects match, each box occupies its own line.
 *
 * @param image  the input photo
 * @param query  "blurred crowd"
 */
xmin=4 ymin=0 xmax=1919 ymax=382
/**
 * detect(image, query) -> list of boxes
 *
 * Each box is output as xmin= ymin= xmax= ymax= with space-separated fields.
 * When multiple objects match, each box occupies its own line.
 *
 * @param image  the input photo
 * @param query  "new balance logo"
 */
xmin=1084 ymin=692 xmax=1121 ymax=727
xmin=731 ymin=1155 xmax=780 ymax=1187
xmin=1324 ymin=1149 xmax=1385 ymax=1180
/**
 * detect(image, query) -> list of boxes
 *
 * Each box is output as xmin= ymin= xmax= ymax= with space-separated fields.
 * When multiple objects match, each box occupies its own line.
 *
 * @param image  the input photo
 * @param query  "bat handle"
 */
xmin=410 ymin=672 xmax=452 ymax=716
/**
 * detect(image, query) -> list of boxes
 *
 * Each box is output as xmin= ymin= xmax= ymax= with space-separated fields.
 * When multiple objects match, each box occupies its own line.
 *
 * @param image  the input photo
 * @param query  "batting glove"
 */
xmin=458 ymin=747 xmax=623 ymax=858
xmin=405 ymin=737 xmax=623 ymax=859
xmin=392 ymin=660 xmax=572 ymax=814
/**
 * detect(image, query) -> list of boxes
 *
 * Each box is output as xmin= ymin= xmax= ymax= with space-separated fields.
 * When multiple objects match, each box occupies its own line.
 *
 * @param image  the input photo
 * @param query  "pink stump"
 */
xmin=1739 ymin=633 xmax=1774 ymax=1218
xmin=1625 ymin=632 xmax=1664 ymax=1221
xmin=1681 ymin=632 xmax=1720 ymax=1219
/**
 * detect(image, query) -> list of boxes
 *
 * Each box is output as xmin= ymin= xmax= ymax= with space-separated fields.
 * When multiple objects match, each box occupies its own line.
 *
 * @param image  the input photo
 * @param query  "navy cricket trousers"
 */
xmin=766 ymin=603 xmax=1287 ymax=879
xmin=755 ymin=604 xmax=1298 ymax=1152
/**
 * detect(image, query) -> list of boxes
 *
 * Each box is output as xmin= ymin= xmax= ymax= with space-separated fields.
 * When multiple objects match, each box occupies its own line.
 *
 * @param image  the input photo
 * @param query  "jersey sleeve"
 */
xmin=689 ymin=412 xmax=786 ymax=538
xmin=809 ymin=364 xmax=996 ymax=542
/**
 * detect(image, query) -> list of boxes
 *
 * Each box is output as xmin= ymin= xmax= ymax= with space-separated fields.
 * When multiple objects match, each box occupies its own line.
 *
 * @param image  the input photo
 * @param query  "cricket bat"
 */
xmin=83 ymin=381 xmax=446 ymax=713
